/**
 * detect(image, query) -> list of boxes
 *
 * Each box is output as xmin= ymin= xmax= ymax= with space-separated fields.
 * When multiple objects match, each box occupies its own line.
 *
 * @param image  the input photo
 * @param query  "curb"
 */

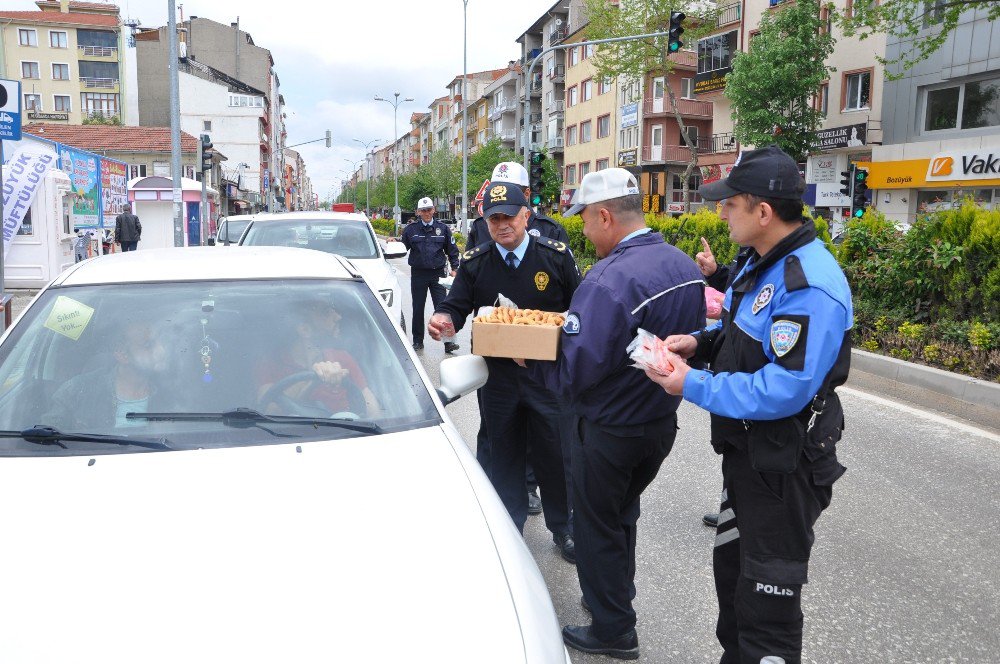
xmin=848 ymin=348 xmax=1000 ymax=433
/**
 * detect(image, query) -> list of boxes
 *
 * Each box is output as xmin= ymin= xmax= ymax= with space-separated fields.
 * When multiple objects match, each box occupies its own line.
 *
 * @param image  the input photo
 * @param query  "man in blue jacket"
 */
xmin=526 ymin=168 xmax=705 ymax=659
xmin=645 ymin=146 xmax=852 ymax=664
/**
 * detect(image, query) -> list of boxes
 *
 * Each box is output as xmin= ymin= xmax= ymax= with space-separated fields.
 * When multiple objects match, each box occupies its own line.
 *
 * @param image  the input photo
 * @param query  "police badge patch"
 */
xmin=435 ymin=227 xmax=441 ymax=235
xmin=528 ymin=228 xmax=541 ymax=237
xmin=534 ymin=271 xmax=550 ymax=291
xmin=752 ymin=284 xmax=775 ymax=315
xmin=770 ymin=320 xmax=802 ymax=357
xmin=563 ymin=313 xmax=581 ymax=335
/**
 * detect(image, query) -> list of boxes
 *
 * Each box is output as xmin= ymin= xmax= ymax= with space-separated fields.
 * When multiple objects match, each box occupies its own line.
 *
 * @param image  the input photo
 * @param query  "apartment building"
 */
xmin=0 ymin=0 xmax=127 ymax=124
xmin=562 ymin=29 xmax=618 ymax=207
xmin=484 ymin=66 xmax=519 ymax=149
xmin=869 ymin=5 xmax=1000 ymax=225
xmin=615 ymin=75 xmax=643 ymax=175
xmin=446 ymin=70 xmax=505 ymax=157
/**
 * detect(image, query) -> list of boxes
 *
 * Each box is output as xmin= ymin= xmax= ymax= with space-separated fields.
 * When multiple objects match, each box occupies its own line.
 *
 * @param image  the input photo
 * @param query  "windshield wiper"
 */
xmin=128 ymin=408 xmax=382 ymax=434
xmin=0 ymin=426 xmax=172 ymax=451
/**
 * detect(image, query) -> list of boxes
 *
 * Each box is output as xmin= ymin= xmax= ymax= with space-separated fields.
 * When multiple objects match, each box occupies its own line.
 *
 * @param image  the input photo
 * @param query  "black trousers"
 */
xmin=410 ymin=267 xmax=446 ymax=343
xmin=475 ymin=388 xmax=541 ymax=493
xmin=481 ymin=361 xmax=569 ymax=536
xmin=573 ymin=413 xmax=677 ymax=641
xmin=714 ymin=444 xmax=844 ymax=664
xmin=120 ymin=241 xmax=138 ymax=252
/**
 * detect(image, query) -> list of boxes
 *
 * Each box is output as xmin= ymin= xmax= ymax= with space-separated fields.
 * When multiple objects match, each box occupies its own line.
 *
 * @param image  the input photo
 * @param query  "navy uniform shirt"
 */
xmin=467 ymin=210 xmax=570 ymax=249
xmin=530 ymin=230 xmax=705 ymax=426
xmin=401 ymin=219 xmax=460 ymax=272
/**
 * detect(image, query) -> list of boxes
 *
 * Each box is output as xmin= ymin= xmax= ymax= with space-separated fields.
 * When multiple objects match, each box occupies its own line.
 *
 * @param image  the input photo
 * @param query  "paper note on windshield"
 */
xmin=43 ymin=296 xmax=95 ymax=341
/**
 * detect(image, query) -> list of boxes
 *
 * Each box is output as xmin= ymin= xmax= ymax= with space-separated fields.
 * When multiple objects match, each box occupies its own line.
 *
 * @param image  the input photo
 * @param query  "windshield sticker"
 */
xmin=43 ymin=296 xmax=95 ymax=341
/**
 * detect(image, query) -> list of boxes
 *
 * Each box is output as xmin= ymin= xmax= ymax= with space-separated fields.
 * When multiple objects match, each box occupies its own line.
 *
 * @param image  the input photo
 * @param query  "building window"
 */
xmin=596 ymin=158 xmax=609 ymax=171
xmin=24 ymin=94 xmax=41 ymax=111
xmin=569 ymin=47 xmax=579 ymax=67
xmin=566 ymin=124 xmax=577 ymax=146
xmin=580 ymin=120 xmax=592 ymax=143
xmin=204 ymin=120 xmax=212 ymax=131
xmin=597 ymin=114 xmax=611 ymax=138
xmin=584 ymin=44 xmax=595 ymax=59
xmin=50 ymin=31 xmax=68 ymax=48
xmin=818 ymin=83 xmax=829 ymax=116
xmin=843 ymin=70 xmax=871 ymax=111
xmin=697 ymin=31 xmax=736 ymax=75
xmin=566 ymin=164 xmax=577 ymax=185
xmin=599 ymin=78 xmax=612 ymax=95
xmin=129 ymin=164 xmax=147 ymax=180
xmin=581 ymin=79 xmax=593 ymax=102
xmin=681 ymin=78 xmax=694 ymax=99
xmin=672 ymin=174 xmax=704 ymax=203
xmin=18 ymin=29 xmax=37 ymax=47
xmin=924 ymin=76 xmax=1000 ymax=131
xmin=846 ymin=0 xmax=874 ymax=20
xmin=21 ymin=62 xmax=40 ymax=79
xmin=579 ymin=162 xmax=591 ymax=178
xmin=81 ymin=92 xmax=119 ymax=116
xmin=545 ymin=90 xmax=554 ymax=107
xmin=922 ymin=0 xmax=946 ymax=28
xmin=183 ymin=165 xmax=196 ymax=180
xmin=54 ymin=95 xmax=71 ymax=112
xmin=567 ymin=86 xmax=578 ymax=107
xmin=52 ymin=63 xmax=70 ymax=80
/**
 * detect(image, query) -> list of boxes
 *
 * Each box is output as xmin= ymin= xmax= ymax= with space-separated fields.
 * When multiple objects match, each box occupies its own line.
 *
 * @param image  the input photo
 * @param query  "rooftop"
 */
xmin=24 ymin=124 xmax=202 ymax=154
xmin=0 ymin=9 xmax=118 ymax=26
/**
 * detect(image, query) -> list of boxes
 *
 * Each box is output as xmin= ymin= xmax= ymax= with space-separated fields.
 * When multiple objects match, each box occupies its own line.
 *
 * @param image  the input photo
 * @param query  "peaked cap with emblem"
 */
xmin=482 ymin=182 xmax=529 ymax=219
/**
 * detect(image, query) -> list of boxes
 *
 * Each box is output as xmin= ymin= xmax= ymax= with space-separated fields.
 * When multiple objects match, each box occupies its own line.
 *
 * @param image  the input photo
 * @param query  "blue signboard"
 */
xmin=0 ymin=79 xmax=22 ymax=140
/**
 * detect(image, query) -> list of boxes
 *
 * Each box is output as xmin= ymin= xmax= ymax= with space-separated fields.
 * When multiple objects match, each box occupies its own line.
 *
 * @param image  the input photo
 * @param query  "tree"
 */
xmin=425 ymin=146 xmax=461 ymax=208
xmin=835 ymin=1 xmax=1000 ymax=77
xmin=537 ymin=147 xmax=563 ymax=208
xmin=467 ymin=137 xmax=518 ymax=201
xmin=725 ymin=0 xmax=835 ymax=162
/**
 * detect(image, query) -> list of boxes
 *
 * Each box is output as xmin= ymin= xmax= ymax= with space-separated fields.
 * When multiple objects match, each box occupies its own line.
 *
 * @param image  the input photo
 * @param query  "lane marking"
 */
xmin=840 ymin=386 xmax=1000 ymax=443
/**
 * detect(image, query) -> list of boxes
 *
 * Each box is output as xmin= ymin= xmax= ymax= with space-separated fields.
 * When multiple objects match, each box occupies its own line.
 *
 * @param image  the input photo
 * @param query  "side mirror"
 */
xmin=383 ymin=242 xmax=408 ymax=259
xmin=436 ymin=355 xmax=488 ymax=405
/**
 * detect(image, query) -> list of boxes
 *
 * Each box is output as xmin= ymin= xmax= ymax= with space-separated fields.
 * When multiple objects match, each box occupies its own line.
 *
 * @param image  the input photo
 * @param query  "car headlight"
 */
xmin=378 ymin=289 xmax=394 ymax=307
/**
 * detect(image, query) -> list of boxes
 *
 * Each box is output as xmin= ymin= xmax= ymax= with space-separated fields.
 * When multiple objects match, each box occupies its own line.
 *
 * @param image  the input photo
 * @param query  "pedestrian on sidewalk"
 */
xmin=115 ymin=204 xmax=142 ymax=252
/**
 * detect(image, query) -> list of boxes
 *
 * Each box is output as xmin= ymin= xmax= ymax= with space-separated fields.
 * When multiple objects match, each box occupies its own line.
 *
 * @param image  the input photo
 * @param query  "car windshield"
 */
xmin=0 ymin=279 xmax=439 ymax=457
xmin=242 ymin=219 xmax=379 ymax=259
xmin=220 ymin=218 xmax=251 ymax=243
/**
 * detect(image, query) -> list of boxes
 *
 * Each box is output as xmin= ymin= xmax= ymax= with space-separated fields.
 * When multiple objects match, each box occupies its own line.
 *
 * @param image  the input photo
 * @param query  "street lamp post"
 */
xmin=461 ymin=0 xmax=469 ymax=235
xmin=352 ymin=138 xmax=382 ymax=217
xmin=374 ymin=92 xmax=412 ymax=235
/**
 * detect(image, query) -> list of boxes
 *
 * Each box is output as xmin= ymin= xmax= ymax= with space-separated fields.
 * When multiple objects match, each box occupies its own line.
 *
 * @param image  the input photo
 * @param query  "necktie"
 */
xmin=506 ymin=251 xmax=518 ymax=270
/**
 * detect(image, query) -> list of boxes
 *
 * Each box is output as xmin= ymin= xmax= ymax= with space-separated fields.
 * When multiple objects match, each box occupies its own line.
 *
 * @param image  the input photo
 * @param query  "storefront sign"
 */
xmin=807 ymin=155 xmax=838 ymax=184
xmin=618 ymin=149 xmax=637 ymax=167
xmin=58 ymin=147 xmax=100 ymax=227
xmin=813 ymin=122 xmax=867 ymax=151
xmin=865 ymin=157 xmax=1000 ymax=189
xmin=100 ymin=158 xmax=128 ymax=222
xmin=700 ymin=162 xmax=736 ymax=184
xmin=814 ymin=183 xmax=851 ymax=207
xmin=2 ymin=142 xmax=57 ymax=257
xmin=926 ymin=148 xmax=1000 ymax=182
xmin=621 ymin=103 xmax=638 ymax=128
xmin=694 ymin=31 xmax=736 ymax=95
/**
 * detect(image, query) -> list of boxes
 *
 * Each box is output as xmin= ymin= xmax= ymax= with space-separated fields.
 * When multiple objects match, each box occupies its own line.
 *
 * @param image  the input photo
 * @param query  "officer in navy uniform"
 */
xmin=527 ymin=168 xmax=706 ymax=660
xmin=398 ymin=196 xmax=460 ymax=352
xmin=428 ymin=183 xmax=579 ymax=563
xmin=645 ymin=146 xmax=852 ymax=664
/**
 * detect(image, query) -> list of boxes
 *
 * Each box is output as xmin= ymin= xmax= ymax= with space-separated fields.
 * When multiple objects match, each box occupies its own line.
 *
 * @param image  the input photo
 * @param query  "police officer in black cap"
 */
xmin=466 ymin=161 xmax=570 ymax=247
xmin=645 ymin=145 xmax=852 ymax=664
xmin=397 ymin=196 xmax=460 ymax=352
xmin=428 ymin=183 xmax=579 ymax=562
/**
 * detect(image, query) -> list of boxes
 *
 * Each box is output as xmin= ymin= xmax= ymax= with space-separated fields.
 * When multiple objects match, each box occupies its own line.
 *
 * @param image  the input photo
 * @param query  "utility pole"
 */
xmin=168 ymin=0 xmax=183 ymax=246
xmin=375 ymin=93 xmax=412 ymax=235
xmin=461 ymin=0 xmax=469 ymax=235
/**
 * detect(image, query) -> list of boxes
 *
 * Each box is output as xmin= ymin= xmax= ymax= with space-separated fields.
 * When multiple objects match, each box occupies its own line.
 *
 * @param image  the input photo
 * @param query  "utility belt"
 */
xmin=711 ymin=391 xmax=844 ymax=473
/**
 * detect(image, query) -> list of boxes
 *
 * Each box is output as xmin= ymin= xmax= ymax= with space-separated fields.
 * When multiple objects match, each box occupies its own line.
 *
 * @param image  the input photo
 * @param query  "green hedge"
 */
xmin=370 ymin=218 xmax=395 ymax=236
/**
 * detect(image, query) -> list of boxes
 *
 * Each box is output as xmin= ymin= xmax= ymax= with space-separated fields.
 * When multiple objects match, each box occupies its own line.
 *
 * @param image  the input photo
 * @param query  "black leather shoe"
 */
xmin=412 ymin=341 xmax=424 ymax=351
xmin=554 ymin=532 xmax=576 ymax=564
xmin=444 ymin=341 xmax=459 ymax=354
xmin=562 ymin=625 xmax=639 ymax=660
xmin=527 ymin=490 xmax=543 ymax=515
xmin=703 ymin=512 xmax=719 ymax=527
xmin=581 ymin=595 xmax=591 ymax=613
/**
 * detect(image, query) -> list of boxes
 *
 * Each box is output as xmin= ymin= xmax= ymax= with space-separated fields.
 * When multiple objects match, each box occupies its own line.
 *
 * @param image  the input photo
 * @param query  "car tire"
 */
xmin=400 ymin=312 xmax=407 ymax=333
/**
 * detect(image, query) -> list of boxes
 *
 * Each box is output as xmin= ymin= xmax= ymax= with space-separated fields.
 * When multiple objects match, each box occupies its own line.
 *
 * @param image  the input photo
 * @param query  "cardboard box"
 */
xmin=472 ymin=320 xmax=561 ymax=361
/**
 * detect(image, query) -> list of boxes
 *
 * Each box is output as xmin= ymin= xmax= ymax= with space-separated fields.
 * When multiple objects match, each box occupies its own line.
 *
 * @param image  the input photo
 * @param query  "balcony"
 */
xmin=549 ymin=26 xmax=568 ymax=43
xmin=697 ymin=132 xmax=738 ymax=154
xmin=643 ymin=96 xmax=713 ymax=118
xmin=641 ymin=144 xmax=697 ymax=163
xmin=548 ymin=64 xmax=566 ymax=84
xmin=717 ymin=2 xmax=742 ymax=27
xmin=546 ymin=99 xmax=565 ymax=115
xmin=489 ymin=99 xmax=517 ymax=120
xmin=546 ymin=136 xmax=565 ymax=152
xmin=529 ymin=78 xmax=543 ymax=97
xmin=529 ymin=112 xmax=542 ymax=124
xmin=79 ymin=45 xmax=118 ymax=58
xmin=499 ymin=128 xmax=516 ymax=142
xmin=80 ymin=77 xmax=118 ymax=89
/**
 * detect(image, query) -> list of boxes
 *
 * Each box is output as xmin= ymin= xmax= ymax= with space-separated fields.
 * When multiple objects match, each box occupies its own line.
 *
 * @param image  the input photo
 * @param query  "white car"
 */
xmin=238 ymin=211 xmax=408 ymax=331
xmin=0 ymin=247 xmax=570 ymax=664
xmin=212 ymin=213 xmax=256 ymax=246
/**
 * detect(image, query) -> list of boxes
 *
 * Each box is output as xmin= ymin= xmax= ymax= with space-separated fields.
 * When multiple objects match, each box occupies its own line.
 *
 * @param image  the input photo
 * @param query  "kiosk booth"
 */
xmin=128 ymin=176 xmax=219 ymax=249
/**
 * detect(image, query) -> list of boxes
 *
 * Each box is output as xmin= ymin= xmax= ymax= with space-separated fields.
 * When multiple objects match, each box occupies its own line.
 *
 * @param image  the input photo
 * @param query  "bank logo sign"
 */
xmin=926 ymin=150 xmax=999 ymax=181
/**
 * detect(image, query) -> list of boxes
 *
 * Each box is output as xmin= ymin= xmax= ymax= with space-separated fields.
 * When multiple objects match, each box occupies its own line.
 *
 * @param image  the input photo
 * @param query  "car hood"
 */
xmin=0 ymin=429 xmax=528 ymax=663
xmin=347 ymin=255 xmax=396 ymax=292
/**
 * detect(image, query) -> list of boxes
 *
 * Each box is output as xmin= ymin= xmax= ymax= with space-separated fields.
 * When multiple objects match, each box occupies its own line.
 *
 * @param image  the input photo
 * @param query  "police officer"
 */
xmin=398 ymin=196 xmax=460 ymax=352
xmin=527 ymin=168 xmax=705 ymax=659
xmin=645 ymin=146 xmax=852 ymax=664
xmin=466 ymin=162 xmax=570 ymax=247
xmin=428 ymin=183 xmax=579 ymax=562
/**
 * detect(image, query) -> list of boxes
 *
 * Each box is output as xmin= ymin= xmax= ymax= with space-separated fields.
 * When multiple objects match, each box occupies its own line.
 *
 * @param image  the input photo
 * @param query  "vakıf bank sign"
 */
xmin=926 ymin=148 xmax=1000 ymax=182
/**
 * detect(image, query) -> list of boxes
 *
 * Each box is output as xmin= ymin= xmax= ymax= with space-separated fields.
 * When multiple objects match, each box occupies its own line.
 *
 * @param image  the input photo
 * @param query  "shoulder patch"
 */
xmin=784 ymin=254 xmax=810 ymax=292
xmin=539 ymin=238 xmax=567 ymax=253
xmin=461 ymin=242 xmax=491 ymax=261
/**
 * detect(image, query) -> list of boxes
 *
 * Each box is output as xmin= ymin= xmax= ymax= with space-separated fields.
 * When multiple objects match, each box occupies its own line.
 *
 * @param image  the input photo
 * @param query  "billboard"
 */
xmin=694 ymin=31 xmax=737 ymax=95
xmin=59 ymin=147 xmax=100 ymax=227
xmin=101 ymin=158 xmax=128 ymax=221
xmin=621 ymin=102 xmax=639 ymax=128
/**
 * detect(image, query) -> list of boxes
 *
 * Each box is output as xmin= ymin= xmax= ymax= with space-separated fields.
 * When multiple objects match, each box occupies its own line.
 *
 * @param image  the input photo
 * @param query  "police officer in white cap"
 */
xmin=467 ymin=162 xmax=570 ymax=247
xmin=399 ymin=196 xmax=460 ymax=352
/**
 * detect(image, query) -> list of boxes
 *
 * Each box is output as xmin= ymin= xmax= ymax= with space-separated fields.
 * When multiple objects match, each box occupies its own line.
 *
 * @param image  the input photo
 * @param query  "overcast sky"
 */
xmin=16 ymin=0 xmax=560 ymax=200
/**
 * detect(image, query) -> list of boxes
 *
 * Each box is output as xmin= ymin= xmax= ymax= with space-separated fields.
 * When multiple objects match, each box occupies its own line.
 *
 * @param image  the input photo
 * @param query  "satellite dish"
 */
xmin=554 ymin=18 xmax=563 ymax=27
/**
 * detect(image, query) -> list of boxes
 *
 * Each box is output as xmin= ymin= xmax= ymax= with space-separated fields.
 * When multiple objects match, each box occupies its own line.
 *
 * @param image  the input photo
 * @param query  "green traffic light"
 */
xmin=853 ymin=208 xmax=865 ymax=218
xmin=669 ymin=42 xmax=680 ymax=53
xmin=855 ymin=171 xmax=867 ymax=182
xmin=531 ymin=195 xmax=542 ymax=206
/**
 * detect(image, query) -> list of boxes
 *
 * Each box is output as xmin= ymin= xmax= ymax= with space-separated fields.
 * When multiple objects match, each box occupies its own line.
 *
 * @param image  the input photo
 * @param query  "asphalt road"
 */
xmin=393 ymin=257 xmax=1000 ymax=664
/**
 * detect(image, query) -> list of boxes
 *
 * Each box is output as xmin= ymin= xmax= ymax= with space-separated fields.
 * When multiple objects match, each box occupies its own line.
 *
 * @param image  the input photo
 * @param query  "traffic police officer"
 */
xmin=466 ymin=162 xmax=570 ymax=247
xmin=527 ymin=168 xmax=706 ymax=659
xmin=398 ymin=196 xmax=460 ymax=352
xmin=428 ymin=183 xmax=579 ymax=562
xmin=646 ymin=146 xmax=852 ymax=664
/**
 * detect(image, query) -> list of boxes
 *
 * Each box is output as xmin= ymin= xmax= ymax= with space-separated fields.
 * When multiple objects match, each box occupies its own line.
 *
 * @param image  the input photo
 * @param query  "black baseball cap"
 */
xmin=482 ymin=182 xmax=529 ymax=219
xmin=698 ymin=145 xmax=805 ymax=201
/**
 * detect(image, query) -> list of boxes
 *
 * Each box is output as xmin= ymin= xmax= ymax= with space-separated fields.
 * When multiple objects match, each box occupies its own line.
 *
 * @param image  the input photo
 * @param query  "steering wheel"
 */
xmin=258 ymin=370 xmax=366 ymax=419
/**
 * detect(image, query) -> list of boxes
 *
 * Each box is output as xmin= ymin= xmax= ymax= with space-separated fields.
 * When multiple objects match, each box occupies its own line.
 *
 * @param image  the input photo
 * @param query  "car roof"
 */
xmin=220 ymin=214 xmax=256 ymax=222
xmin=250 ymin=212 xmax=371 ymax=224
xmin=53 ymin=247 xmax=361 ymax=286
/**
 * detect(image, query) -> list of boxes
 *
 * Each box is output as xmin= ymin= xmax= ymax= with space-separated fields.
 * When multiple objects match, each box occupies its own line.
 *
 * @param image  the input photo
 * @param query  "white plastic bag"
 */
xmin=626 ymin=328 xmax=676 ymax=376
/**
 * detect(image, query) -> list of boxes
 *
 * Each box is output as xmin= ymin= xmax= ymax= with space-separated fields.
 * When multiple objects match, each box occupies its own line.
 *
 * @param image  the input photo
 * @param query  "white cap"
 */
xmin=417 ymin=197 xmax=434 ymax=210
xmin=565 ymin=168 xmax=641 ymax=216
xmin=490 ymin=161 xmax=530 ymax=187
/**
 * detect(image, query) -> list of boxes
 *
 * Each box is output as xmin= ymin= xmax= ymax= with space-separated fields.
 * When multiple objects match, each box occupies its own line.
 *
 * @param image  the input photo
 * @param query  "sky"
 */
xmin=15 ymin=0 xmax=562 ymax=201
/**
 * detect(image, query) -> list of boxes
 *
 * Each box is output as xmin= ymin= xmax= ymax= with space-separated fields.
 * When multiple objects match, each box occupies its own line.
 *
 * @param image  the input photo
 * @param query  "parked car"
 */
xmin=238 ymin=211 xmax=408 ymax=331
xmin=211 ymin=214 xmax=256 ymax=246
xmin=0 ymin=247 xmax=570 ymax=664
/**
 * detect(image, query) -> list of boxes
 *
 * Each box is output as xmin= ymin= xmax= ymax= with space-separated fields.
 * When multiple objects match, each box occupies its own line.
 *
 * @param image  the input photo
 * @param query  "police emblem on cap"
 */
xmin=563 ymin=313 xmax=581 ymax=335
xmin=489 ymin=185 xmax=508 ymax=202
xmin=496 ymin=163 xmax=509 ymax=178
xmin=534 ymin=271 xmax=549 ymax=291
xmin=770 ymin=320 xmax=802 ymax=357
xmin=752 ymin=283 xmax=774 ymax=315
xmin=528 ymin=228 xmax=540 ymax=237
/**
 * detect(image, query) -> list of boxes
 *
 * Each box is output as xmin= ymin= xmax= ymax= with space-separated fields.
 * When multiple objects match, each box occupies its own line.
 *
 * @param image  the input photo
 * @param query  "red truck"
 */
xmin=330 ymin=203 xmax=356 ymax=213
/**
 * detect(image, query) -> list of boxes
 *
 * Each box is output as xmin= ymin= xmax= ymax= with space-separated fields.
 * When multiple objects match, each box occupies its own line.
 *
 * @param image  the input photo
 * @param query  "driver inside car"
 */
xmin=256 ymin=300 xmax=381 ymax=417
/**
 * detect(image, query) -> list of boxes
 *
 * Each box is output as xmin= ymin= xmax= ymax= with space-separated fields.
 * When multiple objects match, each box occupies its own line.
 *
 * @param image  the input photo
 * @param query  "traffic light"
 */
xmin=851 ymin=167 xmax=869 ymax=218
xmin=529 ymin=151 xmax=545 ymax=206
xmin=668 ymin=11 xmax=686 ymax=53
xmin=839 ymin=165 xmax=854 ymax=197
xmin=200 ymin=134 xmax=213 ymax=172
xmin=325 ymin=129 xmax=332 ymax=148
